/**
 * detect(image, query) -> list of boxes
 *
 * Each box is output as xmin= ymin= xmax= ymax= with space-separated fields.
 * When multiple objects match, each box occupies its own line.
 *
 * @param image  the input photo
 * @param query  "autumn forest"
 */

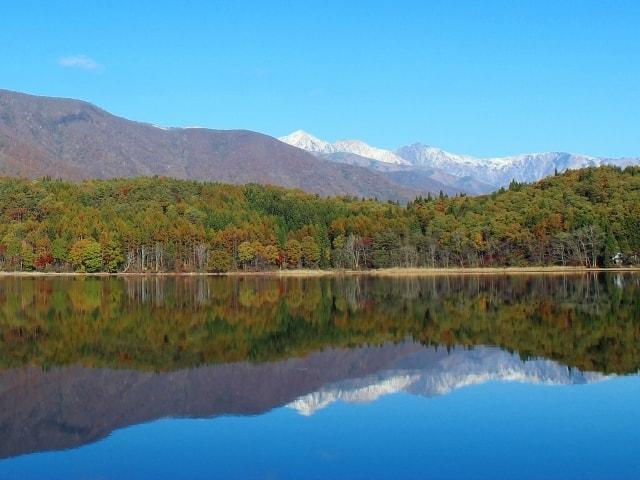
xmin=0 ymin=166 xmax=638 ymax=273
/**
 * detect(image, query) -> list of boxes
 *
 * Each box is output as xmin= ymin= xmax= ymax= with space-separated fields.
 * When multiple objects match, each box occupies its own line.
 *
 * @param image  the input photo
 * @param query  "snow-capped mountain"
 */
xmin=287 ymin=346 xmax=606 ymax=416
xmin=280 ymin=130 xmax=639 ymax=194
xmin=278 ymin=130 xmax=336 ymax=155
xmin=280 ymin=130 xmax=410 ymax=166
xmin=396 ymin=143 xmax=482 ymax=170
xmin=396 ymin=145 xmax=609 ymax=188
xmin=331 ymin=139 xmax=409 ymax=165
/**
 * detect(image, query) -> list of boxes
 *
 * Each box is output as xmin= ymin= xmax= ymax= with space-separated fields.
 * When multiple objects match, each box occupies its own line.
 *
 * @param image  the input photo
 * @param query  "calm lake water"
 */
xmin=0 ymin=273 xmax=638 ymax=479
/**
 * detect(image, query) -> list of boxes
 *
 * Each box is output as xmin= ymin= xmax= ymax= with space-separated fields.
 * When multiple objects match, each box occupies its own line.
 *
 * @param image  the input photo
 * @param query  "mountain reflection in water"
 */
xmin=0 ymin=273 xmax=638 ymax=461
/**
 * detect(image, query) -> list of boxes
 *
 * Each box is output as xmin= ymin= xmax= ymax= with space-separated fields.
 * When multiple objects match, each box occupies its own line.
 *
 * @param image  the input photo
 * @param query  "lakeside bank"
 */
xmin=0 ymin=266 xmax=638 ymax=277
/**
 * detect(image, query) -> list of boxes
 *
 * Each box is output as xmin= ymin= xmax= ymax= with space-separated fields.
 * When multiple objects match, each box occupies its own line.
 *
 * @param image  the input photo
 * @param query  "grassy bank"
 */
xmin=0 ymin=266 xmax=638 ymax=277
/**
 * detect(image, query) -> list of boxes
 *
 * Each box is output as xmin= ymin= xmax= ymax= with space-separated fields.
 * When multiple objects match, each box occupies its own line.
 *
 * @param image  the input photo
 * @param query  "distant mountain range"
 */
xmin=1 ymin=89 xmax=637 ymax=201
xmin=280 ymin=130 xmax=639 ymax=194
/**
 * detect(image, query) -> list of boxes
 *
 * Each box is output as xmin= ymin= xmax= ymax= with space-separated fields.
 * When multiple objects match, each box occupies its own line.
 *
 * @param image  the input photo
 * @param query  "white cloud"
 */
xmin=58 ymin=54 xmax=104 ymax=72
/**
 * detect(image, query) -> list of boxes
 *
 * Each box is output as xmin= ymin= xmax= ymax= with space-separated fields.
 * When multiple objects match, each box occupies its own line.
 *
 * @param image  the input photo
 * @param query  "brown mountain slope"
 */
xmin=0 ymin=89 xmax=421 ymax=201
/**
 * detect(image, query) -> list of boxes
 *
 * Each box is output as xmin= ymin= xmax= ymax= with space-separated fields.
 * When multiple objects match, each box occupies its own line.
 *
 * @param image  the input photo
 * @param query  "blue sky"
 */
xmin=1 ymin=0 xmax=639 ymax=157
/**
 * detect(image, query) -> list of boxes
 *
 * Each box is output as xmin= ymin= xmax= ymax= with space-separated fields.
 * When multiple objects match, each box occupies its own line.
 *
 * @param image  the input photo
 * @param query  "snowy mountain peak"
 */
xmin=279 ymin=131 xmax=410 ymax=165
xmin=398 ymin=143 xmax=483 ymax=168
xmin=278 ymin=130 xmax=335 ymax=154
xmin=332 ymin=139 xmax=410 ymax=165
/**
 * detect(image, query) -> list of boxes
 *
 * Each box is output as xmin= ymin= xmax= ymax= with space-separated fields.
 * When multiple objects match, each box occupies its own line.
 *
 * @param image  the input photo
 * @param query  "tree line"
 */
xmin=0 ymin=166 xmax=638 ymax=272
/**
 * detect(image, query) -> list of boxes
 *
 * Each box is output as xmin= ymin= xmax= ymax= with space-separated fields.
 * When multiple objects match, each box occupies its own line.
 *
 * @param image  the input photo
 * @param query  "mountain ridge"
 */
xmin=280 ymin=130 xmax=639 ymax=193
xmin=0 ymin=89 xmax=425 ymax=202
xmin=2 ymin=88 xmax=636 ymax=200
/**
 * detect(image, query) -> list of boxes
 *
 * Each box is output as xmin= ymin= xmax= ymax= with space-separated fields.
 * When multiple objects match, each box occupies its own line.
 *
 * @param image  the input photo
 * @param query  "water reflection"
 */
xmin=0 ymin=343 xmax=608 ymax=459
xmin=0 ymin=273 xmax=638 ymax=461
xmin=1 ymin=273 xmax=638 ymax=373
xmin=287 ymin=346 xmax=604 ymax=416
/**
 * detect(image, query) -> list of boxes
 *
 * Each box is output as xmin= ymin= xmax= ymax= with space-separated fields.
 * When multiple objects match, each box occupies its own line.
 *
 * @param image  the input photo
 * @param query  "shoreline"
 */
xmin=0 ymin=266 xmax=638 ymax=278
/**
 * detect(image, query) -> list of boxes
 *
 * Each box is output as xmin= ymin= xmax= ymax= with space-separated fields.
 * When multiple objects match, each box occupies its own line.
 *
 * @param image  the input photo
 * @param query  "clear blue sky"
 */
xmin=1 ymin=0 xmax=639 ymax=157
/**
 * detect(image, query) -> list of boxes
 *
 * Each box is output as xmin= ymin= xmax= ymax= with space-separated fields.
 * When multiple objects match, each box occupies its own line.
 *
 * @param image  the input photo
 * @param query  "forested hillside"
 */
xmin=0 ymin=166 xmax=638 ymax=272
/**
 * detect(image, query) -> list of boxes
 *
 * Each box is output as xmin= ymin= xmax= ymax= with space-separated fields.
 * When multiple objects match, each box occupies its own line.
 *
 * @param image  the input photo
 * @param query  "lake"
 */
xmin=0 ymin=273 xmax=638 ymax=479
